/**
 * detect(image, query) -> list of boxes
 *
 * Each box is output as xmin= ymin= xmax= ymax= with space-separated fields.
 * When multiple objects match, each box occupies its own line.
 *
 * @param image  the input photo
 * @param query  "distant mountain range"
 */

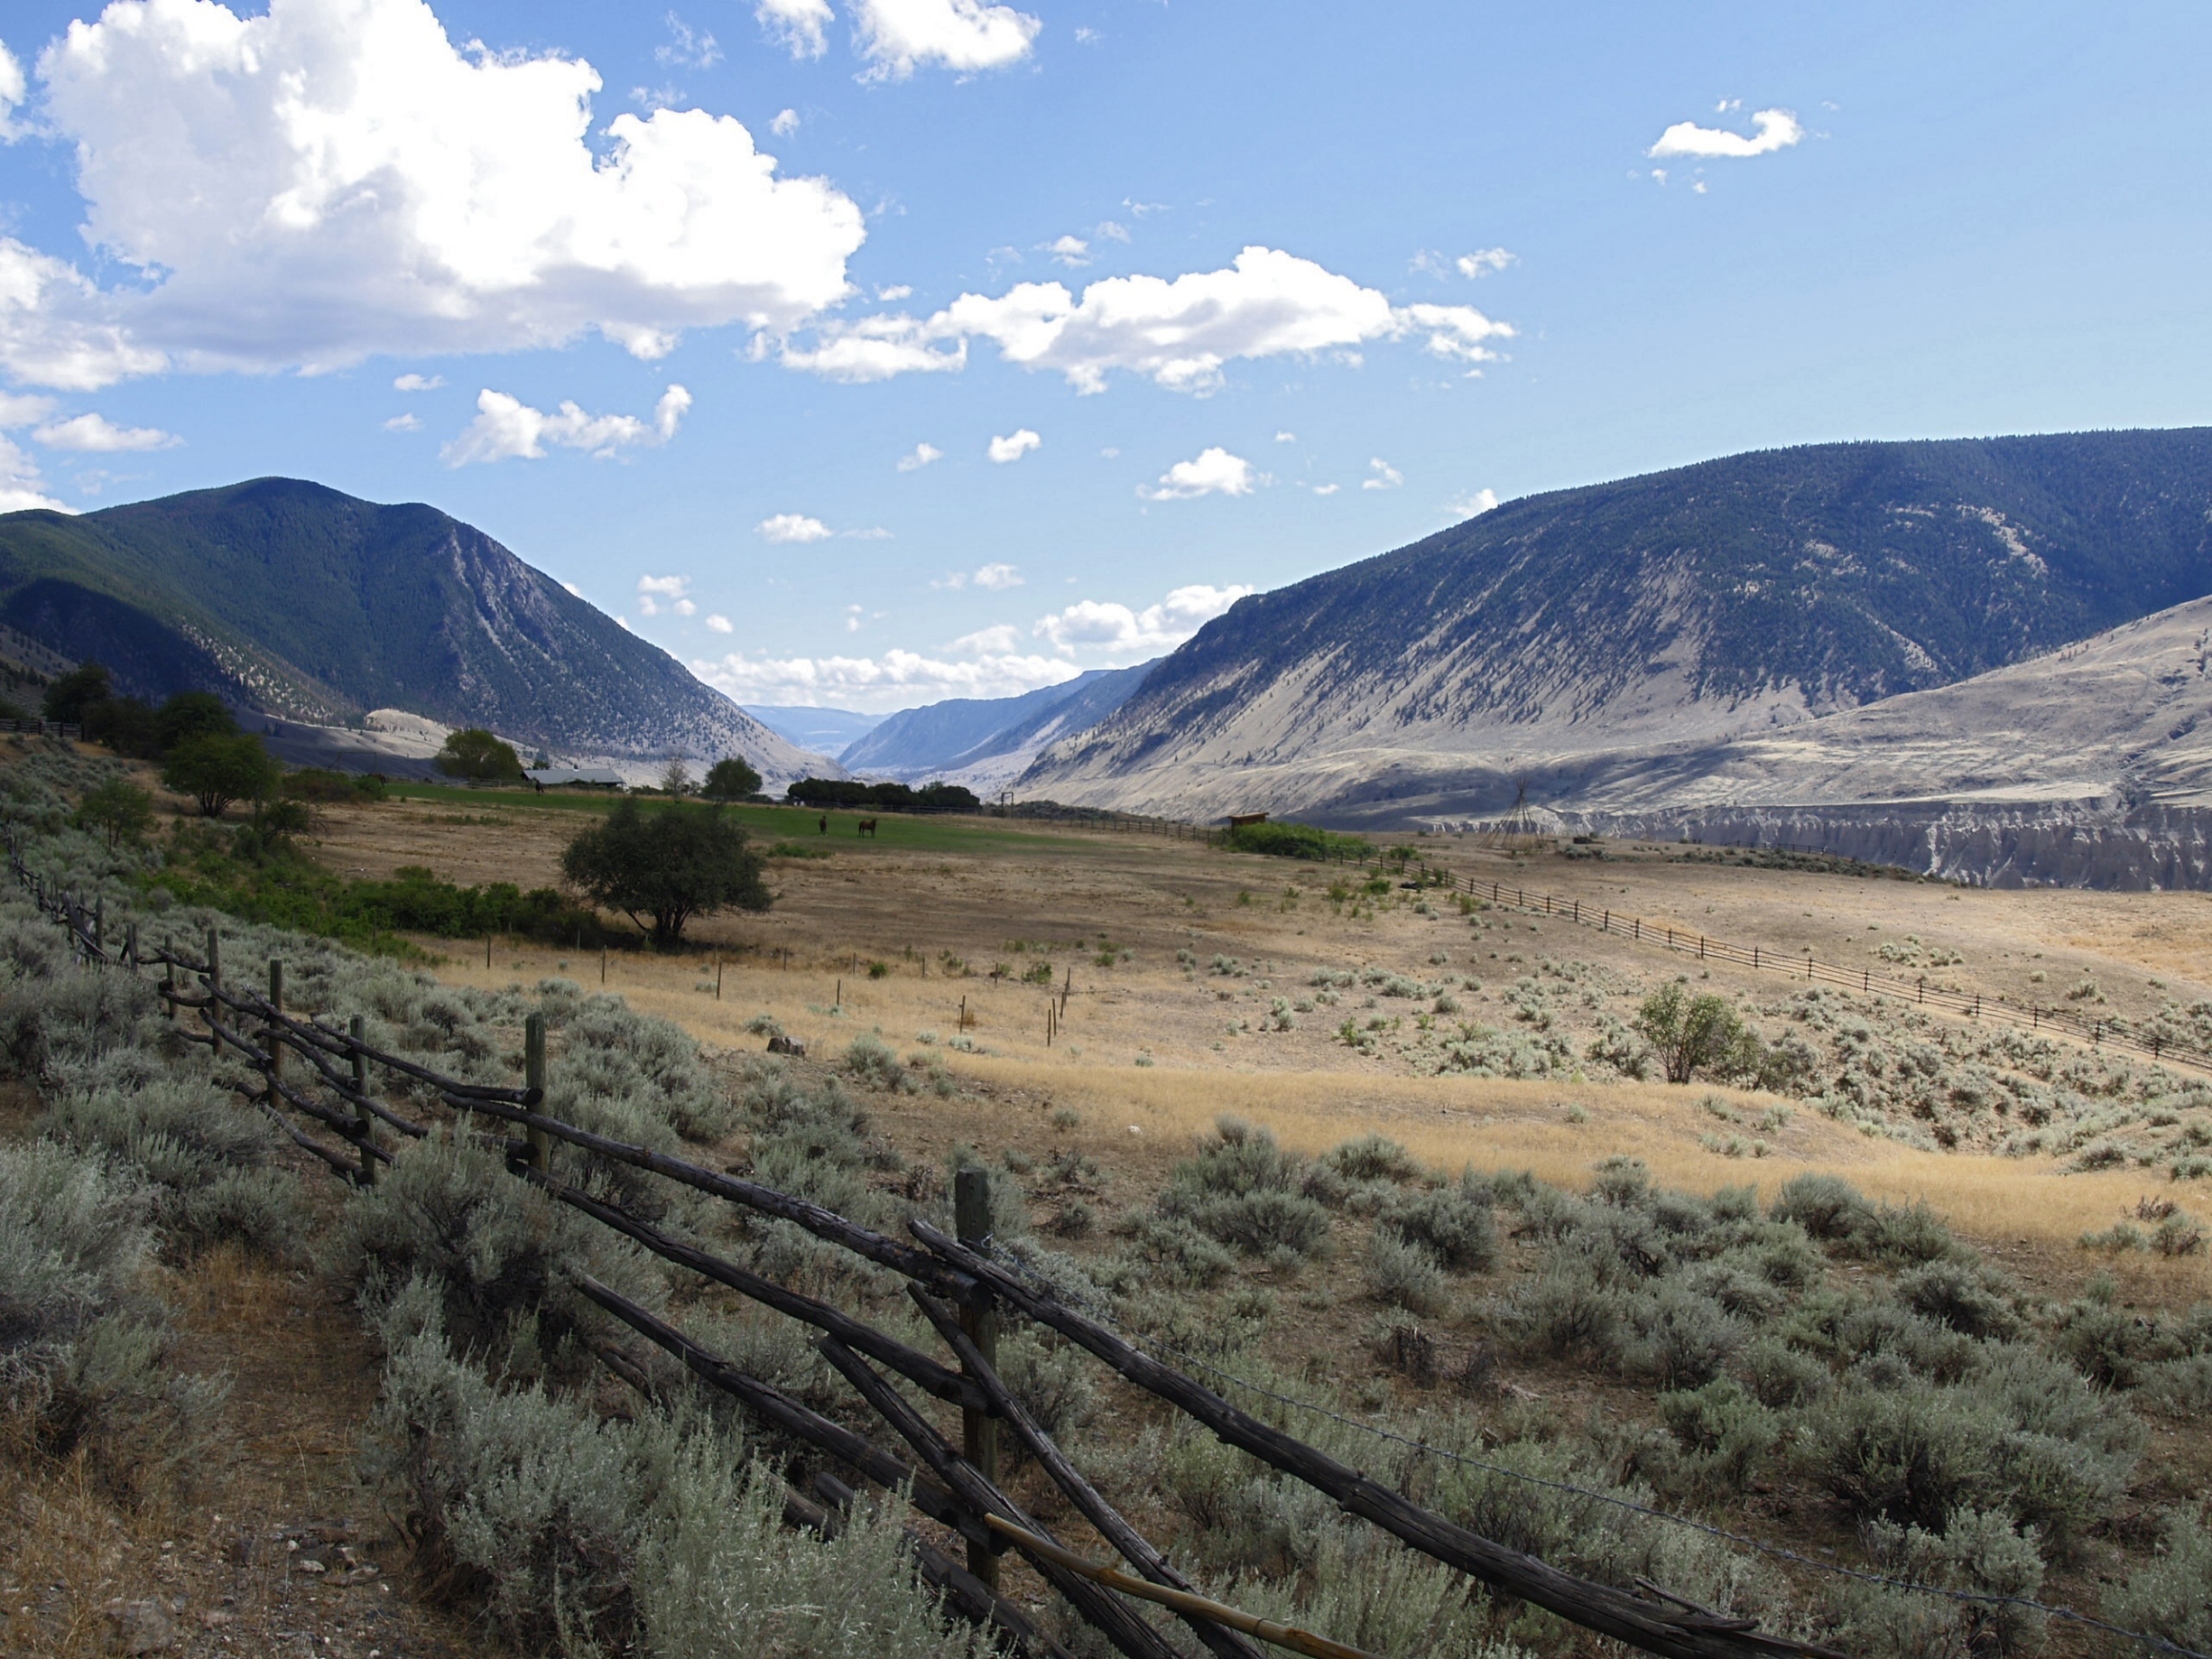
xmin=839 ymin=662 xmax=1157 ymax=792
xmin=0 ymin=478 xmax=830 ymax=783
xmin=743 ymin=705 xmax=884 ymax=754
xmin=1023 ymin=430 xmax=2212 ymax=829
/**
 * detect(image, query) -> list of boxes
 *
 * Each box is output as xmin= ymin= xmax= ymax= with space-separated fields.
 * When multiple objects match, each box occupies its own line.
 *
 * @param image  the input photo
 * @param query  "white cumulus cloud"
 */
xmin=896 ymin=440 xmax=943 ymax=471
xmin=0 ymin=436 xmax=68 ymax=514
xmin=0 ymin=392 xmax=56 ymax=428
xmin=1035 ymin=583 xmax=1253 ymax=653
xmin=972 ymin=562 xmax=1022 ymax=589
xmin=757 ymin=512 xmax=833 ymax=542
xmin=1648 ymin=107 xmax=1803 ymax=159
xmin=443 ymin=384 xmax=689 ymax=466
xmin=770 ymin=107 xmax=801 ymax=136
xmin=853 ymin=0 xmax=1042 ymax=79
xmin=0 ymin=41 xmax=23 ymax=142
xmin=1457 ymin=247 xmax=1516 ymax=278
xmin=776 ymin=246 xmax=1513 ymax=394
xmin=706 ymin=613 xmax=733 ymax=633
xmin=1362 ymin=457 xmax=1402 ymax=491
xmin=658 ymin=14 xmax=721 ymax=68
xmin=636 ymin=573 xmax=694 ymax=617
xmin=988 ymin=427 xmax=1041 ymax=464
xmin=693 ymin=647 xmax=1078 ymax=710
xmin=2 ymin=0 xmax=865 ymax=389
xmin=1045 ymin=235 xmax=1090 ymax=267
xmin=1448 ymin=487 xmax=1500 ymax=518
xmin=393 ymin=373 xmax=444 ymax=391
xmin=755 ymin=0 xmax=833 ymax=59
xmin=1140 ymin=447 xmax=1254 ymax=501
xmin=33 ymin=412 xmax=180 ymax=452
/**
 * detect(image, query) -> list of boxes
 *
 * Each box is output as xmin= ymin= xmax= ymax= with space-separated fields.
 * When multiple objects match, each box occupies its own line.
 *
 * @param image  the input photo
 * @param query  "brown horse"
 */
xmin=856 ymin=817 xmax=878 ymax=838
xmin=818 ymin=813 xmax=828 ymax=834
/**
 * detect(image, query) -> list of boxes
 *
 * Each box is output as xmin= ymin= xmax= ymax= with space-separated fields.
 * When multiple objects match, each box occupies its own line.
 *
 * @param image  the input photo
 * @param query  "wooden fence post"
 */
xmin=266 ymin=960 xmax=285 ymax=1096
xmin=162 ymin=937 xmax=176 ymax=1020
xmin=206 ymin=926 xmax=222 ymax=999
xmin=348 ymin=1015 xmax=376 ymax=1184
xmin=522 ymin=1012 xmax=551 ymax=1170
xmin=715 ymin=951 xmax=723 ymax=1000
xmin=954 ymin=1166 xmax=1000 ymax=1590
xmin=601 ymin=945 xmax=607 ymax=986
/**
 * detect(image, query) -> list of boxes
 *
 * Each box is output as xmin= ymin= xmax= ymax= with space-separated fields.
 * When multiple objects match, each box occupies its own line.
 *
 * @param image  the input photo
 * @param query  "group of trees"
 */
xmin=784 ymin=776 xmax=979 ymax=812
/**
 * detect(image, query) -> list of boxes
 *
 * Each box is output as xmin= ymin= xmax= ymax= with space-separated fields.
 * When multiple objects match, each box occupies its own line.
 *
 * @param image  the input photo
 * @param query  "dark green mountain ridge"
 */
xmin=0 ymin=477 xmax=820 ymax=777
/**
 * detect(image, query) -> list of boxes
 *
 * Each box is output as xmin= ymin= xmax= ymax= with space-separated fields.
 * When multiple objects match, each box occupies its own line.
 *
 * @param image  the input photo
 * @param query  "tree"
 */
xmin=661 ymin=756 xmax=694 ymax=796
xmin=435 ymin=728 xmax=525 ymax=783
xmin=701 ymin=756 xmax=762 ymax=801
xmin=162 ymin=733 xmax=280 ymax=819
xmin=43 ymin=662 xmax=113 ymax=723
xmin=154 ymin=691 xmax=237 ymax=752
xmin=74 ymin=779 xmax=154 ymax=848
xmin=561 ymin=799 xmax=768 ymax=949
xmin=1634 ymin=982 xmax=1763 ymax=1084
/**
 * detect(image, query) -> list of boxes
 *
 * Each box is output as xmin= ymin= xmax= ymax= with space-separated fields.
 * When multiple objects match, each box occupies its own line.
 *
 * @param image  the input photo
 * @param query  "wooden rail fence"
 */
xmin=14 ymin=867 xmax=1843 ymax=1659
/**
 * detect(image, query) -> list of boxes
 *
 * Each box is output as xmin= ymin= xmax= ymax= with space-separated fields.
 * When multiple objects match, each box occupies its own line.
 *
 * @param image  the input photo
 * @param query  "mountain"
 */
xmin=0 ymin=477 xmax=831 ymax=783
xmin=1022 ymin=430 xmax=2212 ymax=824
xmin=841 ymin=662 xmax=1158 ymax=791
xmin=743 ymin=705 xmax=884 ymax=754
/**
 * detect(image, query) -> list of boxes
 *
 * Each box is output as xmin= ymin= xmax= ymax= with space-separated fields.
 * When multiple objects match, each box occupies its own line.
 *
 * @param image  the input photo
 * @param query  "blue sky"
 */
xmin=0 ymin=1 xmax=2207 ymax=711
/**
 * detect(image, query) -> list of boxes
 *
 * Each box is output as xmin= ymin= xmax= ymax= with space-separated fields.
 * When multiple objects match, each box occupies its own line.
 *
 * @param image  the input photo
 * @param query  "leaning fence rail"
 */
xmin=15 ymin=855 xmax=2207 ymax=1659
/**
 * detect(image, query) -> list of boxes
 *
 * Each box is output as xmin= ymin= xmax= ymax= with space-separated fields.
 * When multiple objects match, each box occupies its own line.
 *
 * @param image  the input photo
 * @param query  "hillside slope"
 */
xmin=0 ymin=478 xmax=827 ymax=781
xmin=841 ymin=661 xmax=1156 ymax=788
xmin=1022 ymin=430 xmax=2212 ymax=821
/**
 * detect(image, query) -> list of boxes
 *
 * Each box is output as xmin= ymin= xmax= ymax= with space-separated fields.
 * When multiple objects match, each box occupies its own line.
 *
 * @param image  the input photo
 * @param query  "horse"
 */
xmin=856 ymin=818 xmax=878 ymax=839
xmin=818 ymin=813 xmax=828 ymax=834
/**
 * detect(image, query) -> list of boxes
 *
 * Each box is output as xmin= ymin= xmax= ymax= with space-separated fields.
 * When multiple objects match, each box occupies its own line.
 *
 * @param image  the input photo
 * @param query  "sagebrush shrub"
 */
xmin=1325 ymin=1133 xmax=1423 ymax=1183
xmin=1379 ymin=1177 xmax=1498 ymax=1272
xmin=2102 ymin=1510 xmax=2212 ymax=1655
xmin=1893 ymin=1259 xmax=2021 ymax=1339
xmin=1365 ymin=1230 xmax=1446 ymax=1315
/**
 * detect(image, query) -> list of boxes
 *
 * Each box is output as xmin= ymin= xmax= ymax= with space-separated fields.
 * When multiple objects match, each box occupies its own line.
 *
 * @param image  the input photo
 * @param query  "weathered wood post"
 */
xmin=123 ymin=922 xmax=136 ymax=968
xmin=1061 ymin=968 xmax=1071 ymax=1018
xmin=205 ymin=926 xmax=222 ymax=999
xmin=93 ymin=896 xmax=103 ymax=953
xmin=162 ymin=936 xmax=175 ymax=1021
xmin=601 ymin=944 xmax=607 ymax=986
xmin=953 ymin=1165 xmax=1000 ymax=1589
xmin=265 ymin=959 xmax=286 ymax=1106
xmin=524 ymin=1012 xmax=550 ymax=1171
xmin=715 ymin=950 xmax=723 ymax=1000
xmin=348 ymin=1015 xmax=375 ymax=1185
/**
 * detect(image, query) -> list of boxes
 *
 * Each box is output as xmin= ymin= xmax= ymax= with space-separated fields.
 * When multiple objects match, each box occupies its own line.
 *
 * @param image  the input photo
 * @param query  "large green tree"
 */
xmin=435 ymin=728 xmax=525 ymax=783
xmin=162 ymin=733 xmax=280 ymax=819
xmin=42 ymin=662 xmax=113 ymax=723
xmin=1634 ymin=982 xmax=1763 ymax=1084
xmin=561 ymin=799 xmax=768 ymax=949
xmin=154 ymin=691 xmax=237 ymax=751
xmin=700 ymin=756 xmax=762 ymax=801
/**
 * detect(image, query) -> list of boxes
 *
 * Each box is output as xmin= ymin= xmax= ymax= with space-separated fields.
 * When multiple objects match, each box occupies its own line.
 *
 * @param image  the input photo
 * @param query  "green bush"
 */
xmin=1770 ymin=1172 xmax=1870 ymax=1239
xmin=1634 ymin=983 xmax=1762 ymax=1084
xmin=1829 ymin=1507 xmax=2046 ymax=1659
xmin=1171 ymin=1186 xmax=1334 ymax=1257
xmin=1893 ymin=1259 xmax=2021 ymax=1339
xmin=1220 ymin=821 xmax=1373 ymax=860
xmin=1657 ymin=1378 xmax=1781 ymax=1495
xmin=2102 ymin=1510 xmax=2212 ymax=1654
xmin=434 ymin=728 xmax=526 ymax=783
xmin=1325 ymin=1133 xmax=1423 ymax=1182
xmin=1364 ymin=1229 xmax=1446 ymax=1314
xmin=1378 ymin=1177 xmax=1498 ymax=1271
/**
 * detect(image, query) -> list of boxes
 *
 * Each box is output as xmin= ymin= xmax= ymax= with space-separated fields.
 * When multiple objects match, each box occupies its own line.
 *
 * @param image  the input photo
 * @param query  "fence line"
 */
xmin=14 ymin=856 xmax=2204 ymax=1659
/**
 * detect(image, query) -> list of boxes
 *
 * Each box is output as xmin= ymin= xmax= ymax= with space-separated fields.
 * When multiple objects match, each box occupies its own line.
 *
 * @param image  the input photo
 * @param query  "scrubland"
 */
xmin=5 ymin=746 xmax=2210 ymax=1659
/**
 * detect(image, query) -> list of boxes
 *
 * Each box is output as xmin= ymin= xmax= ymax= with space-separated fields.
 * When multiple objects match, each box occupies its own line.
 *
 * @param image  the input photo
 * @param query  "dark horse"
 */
xmin=856 ymin=817 xmax=878 ymax=839
xmin=818 ymin=813 xmax=828 ymax=834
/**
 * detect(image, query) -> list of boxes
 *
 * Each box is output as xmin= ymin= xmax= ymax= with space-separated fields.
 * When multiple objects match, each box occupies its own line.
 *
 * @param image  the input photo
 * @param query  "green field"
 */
xmin=381 ymin=783 xmax=1110 ymax=856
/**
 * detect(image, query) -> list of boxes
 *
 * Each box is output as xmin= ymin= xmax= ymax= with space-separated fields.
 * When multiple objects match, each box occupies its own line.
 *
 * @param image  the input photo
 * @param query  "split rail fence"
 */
xmin=19 ymin=882 xmax=1841 ymax=1659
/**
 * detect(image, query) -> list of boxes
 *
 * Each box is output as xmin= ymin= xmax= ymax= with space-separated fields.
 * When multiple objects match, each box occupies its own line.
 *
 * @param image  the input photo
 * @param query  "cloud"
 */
xmin=972 ymin=561 xmax=1022 ymax=589
xmin=896 ymin=440 xmax=943 ymax=471
xmin=0 ymin=392 xmax=55 ymax=428
xmin=0 ymin=436 xmax=68 ymax=514
xmin=393 ymin=373 xmax=444 ymax=391
xmin=444 ymin=384 xmax=688 ymax=465
xmin=384 ymin=412 xmax=421 ymax=431
xmin=1310 ymin=483 xmax=1338 ymax=496
xmin=770 ymin=107 xmax=801 ymax=136
xmin=950 ymin=623 xmax=1023 ymax=653
xmin=2 ymin=0 xmax=865 ymax=390
xmin=0 ymin=41 xmax=23 ymax=142
xmin=658 ymin=13 xmax=721 ymax=68
xmin=757 ymin=512 xmax=833 ymax=542
xmin=1094 ymin=219 xmax=1129 ymax=243
xmin=875 ymin=283 xmax=912 ymax=301
xmin=1035 ymin=582 xmax=1253 ymax=653
xmin=636 ymin=573 xmax=695 ymax=617
xmin=853 ymin=0 xmax=1042 ymax=79
xmin=1045 ymin=235 xmax=1090 ymax=267
xmin=1448 ymin=487 xmax=1499 ymax=518
xmin=34 ymin=412 xmax=180 ymax=452
xmin=705 ymin=613 xmax=733 ymax=633
xmin=694 ymin=646 xmax=1078 ymax=709
xmin=1362 ymin=457 xmax=1402 ymax=491
xmin=756 ymin=0 xmax=834 ymax=59
xmin=776 ymin=246 xmax=1513 ymax=393
xmin=988 ymin=428 xmax=1041 ymax=464
xmin=1274 ymin=431 xmax=1296 ymax=443
xmin=1140 ymin=447 xmax=1254 ymax=501
xmin=1457 ymin=247 xmax=1516 ymax=278
xmin=1648 ymin=107 xmax=1803 ymax=159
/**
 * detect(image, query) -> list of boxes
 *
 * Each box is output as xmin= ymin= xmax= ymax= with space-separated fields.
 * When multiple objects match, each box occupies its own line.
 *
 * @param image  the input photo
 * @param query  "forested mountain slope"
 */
xmin=0 ymin=477 xmax=823 ymax=778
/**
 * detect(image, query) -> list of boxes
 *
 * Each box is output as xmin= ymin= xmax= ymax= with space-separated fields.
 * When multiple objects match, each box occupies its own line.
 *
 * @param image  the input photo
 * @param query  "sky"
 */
xmin=0 ymin=2 xmax=2207 ymax=714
